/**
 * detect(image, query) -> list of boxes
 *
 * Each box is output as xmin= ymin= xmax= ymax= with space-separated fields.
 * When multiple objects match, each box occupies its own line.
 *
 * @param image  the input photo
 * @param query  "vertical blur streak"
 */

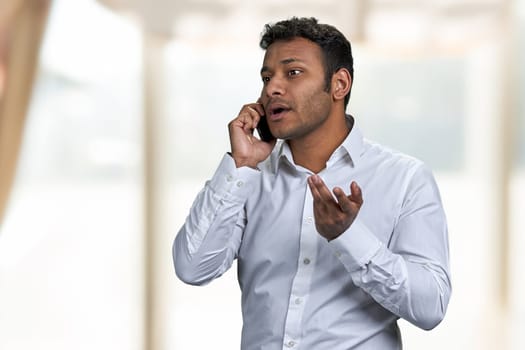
xmin=143 ymin=30 xmax=167 ymax=350
xmin=142 ymin=31 xmax=155 ymax=350
xmin=0 ymin=0 xmax=21 ymax=97
xmin=0 ymin=0 xmax=51 ymax=226
xmin=349 ymin=0 xmax=369 ymax=42
xmin=499 ymin=0 xmax=518 ymax=314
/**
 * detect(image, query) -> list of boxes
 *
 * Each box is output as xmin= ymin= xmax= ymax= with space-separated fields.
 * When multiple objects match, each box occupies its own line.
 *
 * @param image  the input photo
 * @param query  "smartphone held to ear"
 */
xmin=256 ymin=115 xmax=275 ymax=142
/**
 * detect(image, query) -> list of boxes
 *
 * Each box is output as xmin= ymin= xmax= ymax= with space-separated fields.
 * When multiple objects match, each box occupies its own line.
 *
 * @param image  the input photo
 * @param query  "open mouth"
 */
xmin=272 ymin=107 xmax=285 ymax=115
xmin=269 ymin=106 xmax=290 ymax=119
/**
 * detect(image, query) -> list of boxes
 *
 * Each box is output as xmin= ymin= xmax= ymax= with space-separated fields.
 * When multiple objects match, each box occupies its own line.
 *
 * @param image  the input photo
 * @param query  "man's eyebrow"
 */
xmin=280 ymin=57 xmax=302 ymax=65
xmin=260 ymin=58 xmax=304 ymax=74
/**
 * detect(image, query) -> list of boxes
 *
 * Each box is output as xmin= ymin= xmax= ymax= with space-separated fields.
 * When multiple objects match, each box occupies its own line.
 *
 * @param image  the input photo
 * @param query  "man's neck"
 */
xmin=289 ymin=114 xmax=351 ymax=174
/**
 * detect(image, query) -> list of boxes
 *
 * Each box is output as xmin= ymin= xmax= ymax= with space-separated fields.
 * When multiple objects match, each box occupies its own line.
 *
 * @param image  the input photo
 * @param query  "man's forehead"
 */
xmin=261 ymin=37 xmax=322 ymax=67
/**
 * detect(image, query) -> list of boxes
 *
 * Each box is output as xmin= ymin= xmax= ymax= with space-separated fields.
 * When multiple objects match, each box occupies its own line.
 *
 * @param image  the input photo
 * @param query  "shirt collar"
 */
xmin=274 ymin=114 xmax=364 ymax=172
xmin=339 ymin=114 xmax=364 ymax=167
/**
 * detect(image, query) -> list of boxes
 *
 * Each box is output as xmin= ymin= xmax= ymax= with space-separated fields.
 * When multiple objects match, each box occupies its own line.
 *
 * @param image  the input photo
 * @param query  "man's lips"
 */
xmin=266 ymin=103 xmax=291 ymax=121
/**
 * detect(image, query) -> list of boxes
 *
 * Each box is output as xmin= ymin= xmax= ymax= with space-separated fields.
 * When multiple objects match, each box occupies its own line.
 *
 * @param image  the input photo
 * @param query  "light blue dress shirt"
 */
xmin=174 ymin=117 xmax=451 ymax=350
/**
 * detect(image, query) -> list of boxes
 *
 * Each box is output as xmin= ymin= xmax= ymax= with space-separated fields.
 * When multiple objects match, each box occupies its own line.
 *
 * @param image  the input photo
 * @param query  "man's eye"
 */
xmin=288 ymin=70 xmax=302 ymax=76
xmin=262 ymin=76 xmax=271 ymax=83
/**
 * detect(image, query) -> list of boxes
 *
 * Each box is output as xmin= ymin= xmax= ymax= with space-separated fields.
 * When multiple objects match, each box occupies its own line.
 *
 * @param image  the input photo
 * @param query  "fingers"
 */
xmin=308 ymin=176 xmax=362 ymax=210
xmin=228 ymin=102 xmax=266 ymax=148
xmin=250 ymin=102 xmax=265 ymax=119
xmin=308 ymin=175 xmax=363 ymax=205
xmin=349 ymin=181 xmax=363 ymax=206
xmin=240 ymin=103 xmax=265 ymax=130
xmin=333 ymin=186 xmax=352 ymax=212
xmin=333 ymin=181 xmax=363 ymax=212
xmin=228 ymin=101 xmax=274 ymax=169
xmin=308 ymin=175 xmax=335 ymax=205
xmin=229 ymin=103 xmax=263 ymax=130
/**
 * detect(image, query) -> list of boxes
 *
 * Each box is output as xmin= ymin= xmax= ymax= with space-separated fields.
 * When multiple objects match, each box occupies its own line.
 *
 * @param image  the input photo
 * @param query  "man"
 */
xmin=173 ymin=17 xmax=451 ymax=350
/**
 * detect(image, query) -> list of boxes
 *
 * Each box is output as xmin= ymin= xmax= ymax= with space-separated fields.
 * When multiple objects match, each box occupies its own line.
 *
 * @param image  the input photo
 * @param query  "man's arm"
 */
xmin=308 ymin=164 xmax=451 ymax=330
xmin=174 ymin=102 xmax=276 ymax=285
xmin=173 ymin=155 xmax=257 ymax=285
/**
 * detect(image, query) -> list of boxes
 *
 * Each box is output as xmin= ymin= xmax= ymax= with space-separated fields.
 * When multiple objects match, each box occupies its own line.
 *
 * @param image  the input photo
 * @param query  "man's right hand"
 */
xmin=228 ymin=102 xmax=276 ymax=169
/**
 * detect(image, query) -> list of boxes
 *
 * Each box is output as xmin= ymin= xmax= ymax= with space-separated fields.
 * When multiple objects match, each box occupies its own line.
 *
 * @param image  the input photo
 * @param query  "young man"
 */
xmin=173 ymin=17 xmax=451 ymax=350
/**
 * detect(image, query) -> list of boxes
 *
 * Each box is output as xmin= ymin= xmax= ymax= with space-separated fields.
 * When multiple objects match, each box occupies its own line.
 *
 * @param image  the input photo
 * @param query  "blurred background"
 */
xmin=0 ymin=0 xmax=524 ymax=349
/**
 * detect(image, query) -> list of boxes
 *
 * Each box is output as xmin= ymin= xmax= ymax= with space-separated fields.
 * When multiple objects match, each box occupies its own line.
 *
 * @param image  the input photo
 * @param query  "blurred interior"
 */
xmin=0 ymin=0 xmax=524 ymax=349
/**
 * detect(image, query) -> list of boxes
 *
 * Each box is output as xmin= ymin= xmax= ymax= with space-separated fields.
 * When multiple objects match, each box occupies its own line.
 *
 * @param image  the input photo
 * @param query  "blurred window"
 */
xmin=0 ymin=0 xmax=143 ymax=349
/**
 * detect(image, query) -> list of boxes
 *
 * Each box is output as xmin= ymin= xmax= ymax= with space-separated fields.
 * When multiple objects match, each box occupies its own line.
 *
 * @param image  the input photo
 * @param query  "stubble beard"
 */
xmin=277 ymin=89 xmax=332 ymax=142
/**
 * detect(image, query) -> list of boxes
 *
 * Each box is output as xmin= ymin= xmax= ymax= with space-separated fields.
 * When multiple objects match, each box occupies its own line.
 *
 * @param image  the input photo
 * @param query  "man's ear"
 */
xmin=331 ymin=68 xmax=352 ymax=102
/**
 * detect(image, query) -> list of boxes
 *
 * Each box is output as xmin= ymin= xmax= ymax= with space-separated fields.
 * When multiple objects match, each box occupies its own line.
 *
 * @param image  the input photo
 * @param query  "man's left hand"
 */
xmin=307 ymin=175 xmax=363 ymax=241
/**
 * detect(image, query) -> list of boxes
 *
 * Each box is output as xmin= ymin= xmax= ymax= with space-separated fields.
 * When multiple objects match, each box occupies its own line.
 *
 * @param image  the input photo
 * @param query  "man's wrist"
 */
xmin=228 ymin=152 xmax=259 ymax=169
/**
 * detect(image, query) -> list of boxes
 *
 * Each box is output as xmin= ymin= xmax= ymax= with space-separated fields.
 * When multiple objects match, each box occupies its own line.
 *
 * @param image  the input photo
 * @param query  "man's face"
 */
xmin=259 ymin=37 xmax=333 ymax=141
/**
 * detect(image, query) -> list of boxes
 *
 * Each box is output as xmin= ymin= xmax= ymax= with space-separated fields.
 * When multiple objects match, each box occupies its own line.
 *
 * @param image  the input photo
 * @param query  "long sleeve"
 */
xmin=329 ymin=164 xmax=451 ymax=330
xmin=173 ymin=154 xmax=260 ymax=286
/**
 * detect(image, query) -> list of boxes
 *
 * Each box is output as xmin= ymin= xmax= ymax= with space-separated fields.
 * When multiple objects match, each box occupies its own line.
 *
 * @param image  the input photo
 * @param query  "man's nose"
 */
xmin=264 ymin=76 xmax=285 ymax=97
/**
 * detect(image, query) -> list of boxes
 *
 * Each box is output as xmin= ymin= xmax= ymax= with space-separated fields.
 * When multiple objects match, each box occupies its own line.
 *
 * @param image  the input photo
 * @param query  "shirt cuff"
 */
xmin=207 ymin=154 xmax=261 ymax=202
xmin=328 ymin=218 xmax=382 ymax=272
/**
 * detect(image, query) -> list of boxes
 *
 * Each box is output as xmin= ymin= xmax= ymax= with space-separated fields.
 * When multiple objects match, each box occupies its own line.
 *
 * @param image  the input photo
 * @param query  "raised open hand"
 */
xmin=307 ymin=175 xmax=363 ymax=241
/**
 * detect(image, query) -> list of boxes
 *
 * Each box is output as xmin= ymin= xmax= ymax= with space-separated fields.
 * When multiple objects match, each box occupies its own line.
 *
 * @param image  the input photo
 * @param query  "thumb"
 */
xmin=349 ymin=181 xmax=363 ymax=206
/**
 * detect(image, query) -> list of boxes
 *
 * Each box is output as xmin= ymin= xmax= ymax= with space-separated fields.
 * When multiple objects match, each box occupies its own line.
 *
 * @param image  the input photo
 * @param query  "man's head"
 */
xmin=260 ymin=17 xmax=354 ymax=108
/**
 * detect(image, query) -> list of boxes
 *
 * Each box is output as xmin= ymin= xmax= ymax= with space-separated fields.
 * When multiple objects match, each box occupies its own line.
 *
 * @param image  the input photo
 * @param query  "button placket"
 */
xmin=281 ymin=182 xmax=318 ymax=350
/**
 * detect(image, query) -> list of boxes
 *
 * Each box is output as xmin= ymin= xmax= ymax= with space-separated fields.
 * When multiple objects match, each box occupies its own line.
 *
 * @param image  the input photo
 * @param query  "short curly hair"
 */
xmin=260 ymin=17 xmax=354 ymax=107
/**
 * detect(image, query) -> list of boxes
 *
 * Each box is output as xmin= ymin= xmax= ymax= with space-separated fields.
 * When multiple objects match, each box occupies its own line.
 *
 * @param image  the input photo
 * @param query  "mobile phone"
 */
xmin=256 ymin=115 xmax=275 ymax=142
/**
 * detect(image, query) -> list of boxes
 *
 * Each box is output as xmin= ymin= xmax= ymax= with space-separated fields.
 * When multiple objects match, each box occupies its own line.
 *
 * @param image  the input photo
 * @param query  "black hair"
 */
xmin=260 ymin=17 xmax=354 ymax=108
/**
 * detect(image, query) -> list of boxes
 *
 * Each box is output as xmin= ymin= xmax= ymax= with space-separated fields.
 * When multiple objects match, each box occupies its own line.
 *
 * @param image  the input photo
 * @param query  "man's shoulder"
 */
xmin=362 ymin=138 xmax=426 ymax=173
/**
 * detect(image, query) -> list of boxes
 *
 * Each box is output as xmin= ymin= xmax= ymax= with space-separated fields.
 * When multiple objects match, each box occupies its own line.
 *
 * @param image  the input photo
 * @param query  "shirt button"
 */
xmin=226 ymin=175 xmax=234 ymax=182
xmin=236 ymin=181 xmax=244 ymax=187
xmin=303 ymin=258 xmax=311 ymax=265
xmin=295 ymin=298 xmax=302 ymax=305
xmin=335 ymin=251 xmax=342 ymax=258
xmin=305 ymin=216 xmax=313 ymax=224
xmin=286 ymin=340 xmax=296 ymax=348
